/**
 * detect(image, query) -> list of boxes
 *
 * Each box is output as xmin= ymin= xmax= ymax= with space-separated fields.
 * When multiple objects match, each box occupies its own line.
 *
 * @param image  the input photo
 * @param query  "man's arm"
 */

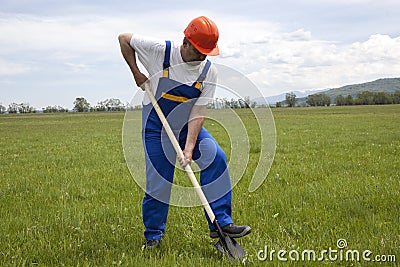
xmin=179 ymin=105 xmax=206 ymax=168
xmin=118 ymin=33 xmax=148 ymax=88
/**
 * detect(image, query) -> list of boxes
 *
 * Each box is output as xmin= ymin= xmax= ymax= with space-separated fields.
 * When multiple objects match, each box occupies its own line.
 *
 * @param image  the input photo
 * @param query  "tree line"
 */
xmin=3 ymin=91 xmax=398 ymax=114
xmin=72 ymin=97 xmax=128 ymax=112
xmin=307 ymin=91 xmax=400 ymax=106
xmin=2 ymin=103 xmax=37 ymax=114
xmin=1 ymin=96 xmax=258 ymax=114
xmin=0 ymin=97 xmax=130 ymax=114
xmin=334 ymin=91 xmax=400 ymax=106
xmin=276 ymin=91 xmax=400 ymax=107
xmin=208 ymin=97 xmax=255 ymax=109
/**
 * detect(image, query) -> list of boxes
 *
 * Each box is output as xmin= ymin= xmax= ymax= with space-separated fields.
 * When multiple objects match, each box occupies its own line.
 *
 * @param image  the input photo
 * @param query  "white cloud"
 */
xmin=64 ymin=62 xmax=89 ymax=73
xmin=0 ymin=14 xmax=124 ymax=55
xmin=347 ymin=34 xmax=400 ymax=62
xmin=0 ymin=59 xmax=30 ymax=75
xmin=0 ymin=8 xmax=399 ymax=108
xmin=242 ymin=32 xmax=400 ymax=95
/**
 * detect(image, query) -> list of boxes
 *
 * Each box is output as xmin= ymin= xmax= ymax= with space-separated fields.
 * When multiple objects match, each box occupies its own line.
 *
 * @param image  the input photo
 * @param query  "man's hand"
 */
xmin=178 ymin=149 xmax=193 ymax=168
xmin=135 ymin=73 xmax=149 ymax=91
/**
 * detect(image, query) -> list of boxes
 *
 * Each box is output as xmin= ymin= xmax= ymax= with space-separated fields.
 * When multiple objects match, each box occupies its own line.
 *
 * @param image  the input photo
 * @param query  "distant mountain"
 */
xmin=254 ymin=89 xmax=327 ymax=105
xmin=253 ymin=77 xmax=400 ymax=105
xmin=316 ymin=78 xmax=400 ymax=101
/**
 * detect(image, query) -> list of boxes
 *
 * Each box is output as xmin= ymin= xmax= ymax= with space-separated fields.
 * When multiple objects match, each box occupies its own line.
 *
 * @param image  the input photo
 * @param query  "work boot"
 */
xmin=210 ymin=223 xmax=251 ymax=239
xmin=143 ymin=239 xmax=161 ymax=249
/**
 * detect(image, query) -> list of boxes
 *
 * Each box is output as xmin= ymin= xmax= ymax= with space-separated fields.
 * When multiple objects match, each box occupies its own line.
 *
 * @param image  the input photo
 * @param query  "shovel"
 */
xmin=143 ymin=83 xmax=246 ymax=260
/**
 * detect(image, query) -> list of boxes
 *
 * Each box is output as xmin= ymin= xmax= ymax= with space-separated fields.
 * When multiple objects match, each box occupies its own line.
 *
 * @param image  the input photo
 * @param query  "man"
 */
xmin=119 ymin=16 xmax=251 ymax=249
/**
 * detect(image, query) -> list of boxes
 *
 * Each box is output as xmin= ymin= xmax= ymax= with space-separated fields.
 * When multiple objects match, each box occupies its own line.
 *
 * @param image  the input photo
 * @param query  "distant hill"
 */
xmin=253 ymin=89 xmax=327 ymax=105
xmin=319 ymin=78 xmax=400 ymax=101
xmin=256 ymin=77 xmax=400 ymax=106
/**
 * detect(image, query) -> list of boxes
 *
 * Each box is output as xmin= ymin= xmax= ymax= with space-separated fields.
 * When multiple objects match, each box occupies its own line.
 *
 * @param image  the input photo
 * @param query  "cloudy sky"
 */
xmin=1 ymin=0 xmax=400 ymax=109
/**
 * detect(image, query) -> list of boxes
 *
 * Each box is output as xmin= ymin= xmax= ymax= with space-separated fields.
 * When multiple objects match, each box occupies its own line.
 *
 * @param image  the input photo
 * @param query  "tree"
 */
xmin=0 ymin=104 xmax=5 ymax=114
xmin=210 ymin=98 xmax=225 ymax=109
xmin=73 ymin=97 xmax=90 ymax=112
xmin=18 ymin=103 xmax=35 ymax=113
xmin=392 ymin=91 xmax=400 ymax=104
xmin=373 ymin=92 xmax=392 ymax=105
xmin=238 ymin=98 xmax=248 ymax=108
xmin=285 ymin=92 xmax=297 ymax=107
xmin=335 ymin=95 xmax=345 ymax=106
xmin=222 ymin=98 xmax=230 ymax=108
xmin=43 ymin=105 xmax=68 ymax=113
xmin=346 ymin=95 xmax=354 ymax=105
xmin=357 ymin=91 xmax=374 ymax=105
xmin=244 ymin=96 xmax=251 ymax=108
xmin=306 ymin=94 xmax=331 ymax=106
xmin=6 ymin=103 xmax=35 ymax=114
xmin=96 ymin=98 xmax=125 ymax=111
xmin=229 ymin=98 xmax=239 ymax=108
xmin=8 ymin=103 xmax=19 ymax=113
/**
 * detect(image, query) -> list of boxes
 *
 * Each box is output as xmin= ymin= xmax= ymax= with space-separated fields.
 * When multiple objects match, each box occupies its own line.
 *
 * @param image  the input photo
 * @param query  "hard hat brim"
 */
xmin=205 ymin=45 xmax=219 ymax=56
xmin=192 ymin=42 xmax=220 ymax=56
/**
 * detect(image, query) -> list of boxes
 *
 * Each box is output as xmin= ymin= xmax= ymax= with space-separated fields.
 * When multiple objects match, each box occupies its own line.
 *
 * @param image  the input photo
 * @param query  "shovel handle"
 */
xmin=143 ymin=83 xmax=216 ymax=222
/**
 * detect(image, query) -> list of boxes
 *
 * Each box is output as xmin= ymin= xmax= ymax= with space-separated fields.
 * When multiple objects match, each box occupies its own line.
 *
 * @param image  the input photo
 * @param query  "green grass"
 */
xmin=0 ymin=106 xmax=399 ymax=266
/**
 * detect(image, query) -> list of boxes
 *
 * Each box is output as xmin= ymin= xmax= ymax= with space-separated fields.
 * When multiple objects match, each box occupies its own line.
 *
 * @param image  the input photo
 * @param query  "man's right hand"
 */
xmin=134 ymin=72 xmax=149 ymax=91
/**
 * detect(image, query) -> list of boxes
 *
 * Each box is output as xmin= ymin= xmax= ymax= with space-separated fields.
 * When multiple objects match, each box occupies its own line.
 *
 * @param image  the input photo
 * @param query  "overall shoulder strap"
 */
xmin=163 ymin=40 xmax=171 ymax=78
xmin=194 ymin=60 xmax=211 ymax=89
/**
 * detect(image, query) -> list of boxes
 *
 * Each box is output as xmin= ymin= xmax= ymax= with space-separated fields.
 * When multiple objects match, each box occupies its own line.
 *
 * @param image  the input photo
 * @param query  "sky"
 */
xmin=1 ymin=0 xmax=400 ymax=109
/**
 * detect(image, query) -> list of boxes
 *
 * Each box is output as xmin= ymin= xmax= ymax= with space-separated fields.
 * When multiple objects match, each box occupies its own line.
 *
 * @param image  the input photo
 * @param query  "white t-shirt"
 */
xmin=130 ymin=34 xmax=217 ymax=106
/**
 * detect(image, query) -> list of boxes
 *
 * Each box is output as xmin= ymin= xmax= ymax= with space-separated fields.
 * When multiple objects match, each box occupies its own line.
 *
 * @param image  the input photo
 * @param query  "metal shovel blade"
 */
xmin=215 ymin=235 xmax=246 ymax=260
xmin=212 ymin=219 xmax=246 ymax=260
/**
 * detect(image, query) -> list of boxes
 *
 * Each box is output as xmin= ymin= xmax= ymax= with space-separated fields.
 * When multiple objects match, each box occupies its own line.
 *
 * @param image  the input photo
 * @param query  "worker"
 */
xmin=119 ymin=16 xmax=251 ymax=249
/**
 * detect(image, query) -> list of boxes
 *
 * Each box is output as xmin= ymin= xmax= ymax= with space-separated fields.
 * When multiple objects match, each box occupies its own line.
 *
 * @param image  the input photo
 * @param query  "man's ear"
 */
xmin=182 ymin=37 xmax=190 ymax=48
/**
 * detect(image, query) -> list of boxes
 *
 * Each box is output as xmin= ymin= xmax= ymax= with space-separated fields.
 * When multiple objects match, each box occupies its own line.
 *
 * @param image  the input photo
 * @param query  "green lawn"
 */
xmin=0 ymin=105 xmax=399 ymax=266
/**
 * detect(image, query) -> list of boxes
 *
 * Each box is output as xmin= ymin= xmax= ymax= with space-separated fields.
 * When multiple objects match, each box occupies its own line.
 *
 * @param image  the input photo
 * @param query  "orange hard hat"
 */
xmin=184 ymin=16 xmax=219 ymax=56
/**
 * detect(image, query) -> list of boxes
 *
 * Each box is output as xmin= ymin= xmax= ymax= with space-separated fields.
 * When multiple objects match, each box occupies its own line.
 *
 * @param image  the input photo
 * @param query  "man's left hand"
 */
xmin=179 ymin=150 xmax=193 ymax=168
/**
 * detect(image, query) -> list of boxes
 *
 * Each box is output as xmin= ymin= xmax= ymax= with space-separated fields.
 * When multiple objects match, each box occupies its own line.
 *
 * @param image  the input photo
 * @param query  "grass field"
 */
xmin=0 ymin=105 xmax=399 ymax=266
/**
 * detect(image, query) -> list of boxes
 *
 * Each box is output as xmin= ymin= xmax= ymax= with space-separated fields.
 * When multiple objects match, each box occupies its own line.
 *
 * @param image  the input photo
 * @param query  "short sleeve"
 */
xmin=130 ymin=34 xmax=165 ymax=76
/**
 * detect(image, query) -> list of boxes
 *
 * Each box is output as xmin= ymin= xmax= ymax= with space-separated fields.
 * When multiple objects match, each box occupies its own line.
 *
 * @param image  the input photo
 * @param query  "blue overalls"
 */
xmin=141 ymin=41 xmax=233 ymax=241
